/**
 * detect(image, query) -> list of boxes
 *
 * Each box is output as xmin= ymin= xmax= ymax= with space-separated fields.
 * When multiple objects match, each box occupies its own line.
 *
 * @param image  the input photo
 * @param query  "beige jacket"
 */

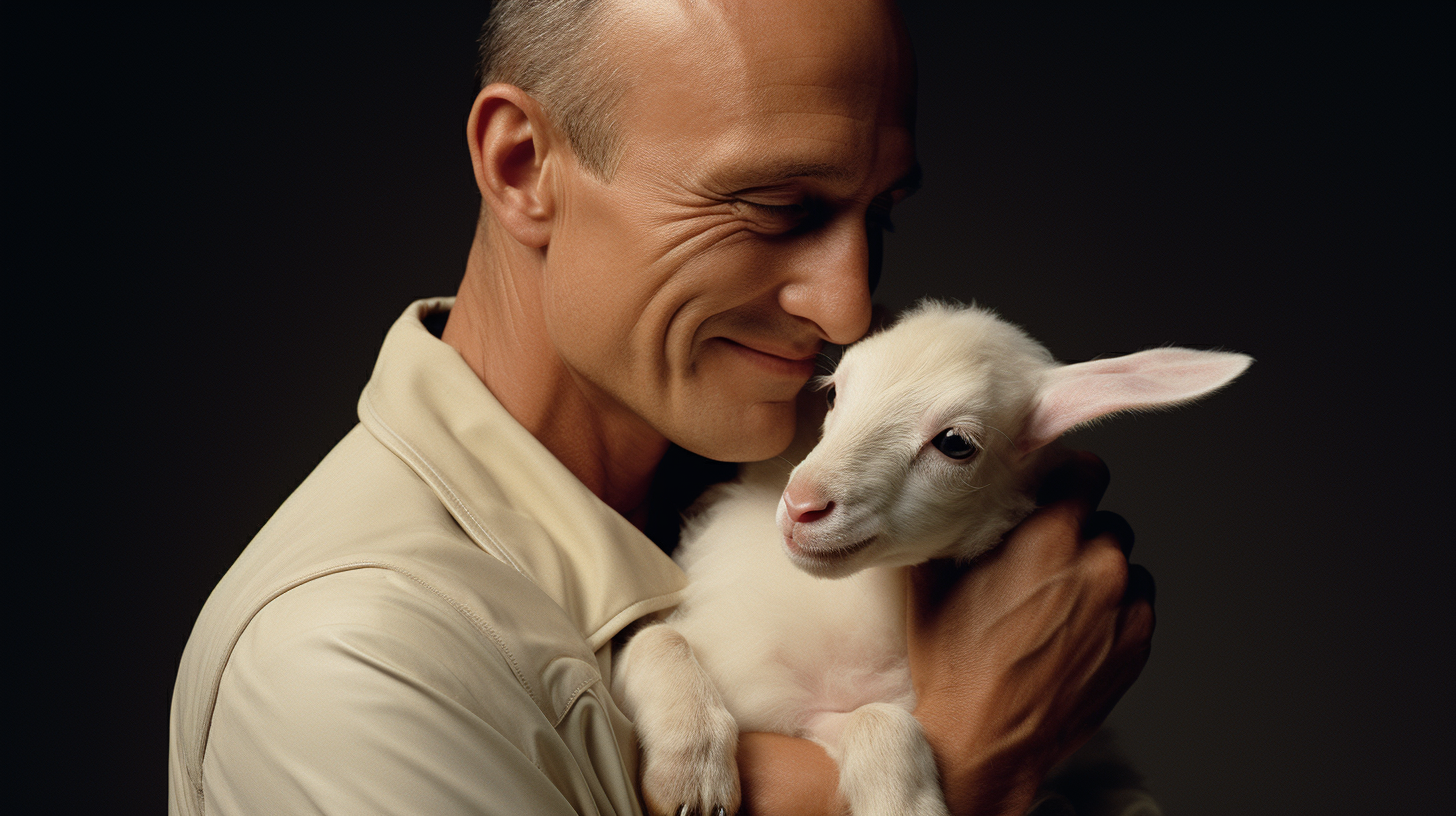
xmin=169 ymin=298 xmax=688 ymax=815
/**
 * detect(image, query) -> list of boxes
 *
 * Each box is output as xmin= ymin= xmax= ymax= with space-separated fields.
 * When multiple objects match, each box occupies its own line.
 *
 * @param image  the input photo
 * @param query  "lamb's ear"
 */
xmin=1019 ymin=348 xmax=1252 ymax=454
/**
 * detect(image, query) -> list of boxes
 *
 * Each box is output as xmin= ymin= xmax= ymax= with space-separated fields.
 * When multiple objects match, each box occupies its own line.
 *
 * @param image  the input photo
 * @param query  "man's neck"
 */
xmin=442 ymin=240 xmax=669 ymax=528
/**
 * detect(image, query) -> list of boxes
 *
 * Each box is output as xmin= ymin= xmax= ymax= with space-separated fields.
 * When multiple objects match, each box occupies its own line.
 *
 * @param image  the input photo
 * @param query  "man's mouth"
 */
xmin=720 ymin=337 xmax=820 ymax=377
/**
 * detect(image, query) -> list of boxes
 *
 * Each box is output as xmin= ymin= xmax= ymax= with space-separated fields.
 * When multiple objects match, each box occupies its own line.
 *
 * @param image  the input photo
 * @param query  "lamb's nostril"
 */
xmin=785 ymin=490 xmax=834 ymax=524
xmin=797 ymin=502 xmax=835 ymax=524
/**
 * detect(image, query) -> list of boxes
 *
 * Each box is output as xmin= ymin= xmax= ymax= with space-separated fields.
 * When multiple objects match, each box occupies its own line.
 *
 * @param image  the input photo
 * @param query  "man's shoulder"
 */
xmin=170 ymin=424 xmax=605 ymax=809
xmin=183 ymin=421 xmax=599 ymax=683
xmin=221 ymin=562 xmax=597 ymax=728
xmin=178 ymin=562 xmax=616 ymax=816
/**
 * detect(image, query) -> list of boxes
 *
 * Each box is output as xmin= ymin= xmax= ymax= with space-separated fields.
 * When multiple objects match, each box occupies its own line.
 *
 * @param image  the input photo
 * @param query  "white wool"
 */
xmin=616 ymin=300 xmax=1251 ymax=816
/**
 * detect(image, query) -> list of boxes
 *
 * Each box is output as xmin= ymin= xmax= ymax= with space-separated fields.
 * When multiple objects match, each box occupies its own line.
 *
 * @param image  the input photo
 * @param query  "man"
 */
xmin=169 ymin=0 xmax=1154 ymax=813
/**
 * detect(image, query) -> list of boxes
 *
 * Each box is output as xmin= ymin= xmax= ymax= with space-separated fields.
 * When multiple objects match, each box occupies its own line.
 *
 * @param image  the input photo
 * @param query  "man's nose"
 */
xmin=778 ymin=216 xmax=875 ymax=346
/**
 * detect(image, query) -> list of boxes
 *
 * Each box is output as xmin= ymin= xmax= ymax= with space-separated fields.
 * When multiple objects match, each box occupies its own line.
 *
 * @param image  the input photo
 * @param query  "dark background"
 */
xmin=15 ymin=4 xmax=1451 ymax=814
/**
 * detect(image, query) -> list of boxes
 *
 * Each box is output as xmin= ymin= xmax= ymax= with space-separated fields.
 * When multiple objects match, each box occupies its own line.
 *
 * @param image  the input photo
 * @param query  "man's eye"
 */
xmin=741 ymin=200 xmax=810 ymax=219
xmin=734 ymin=196 xmax=831 ymax=232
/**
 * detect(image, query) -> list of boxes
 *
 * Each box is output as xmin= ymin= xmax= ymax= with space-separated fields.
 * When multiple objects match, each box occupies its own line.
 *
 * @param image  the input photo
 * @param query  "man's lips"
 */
xmin=719 ymin=337 xmax=821 ymax=376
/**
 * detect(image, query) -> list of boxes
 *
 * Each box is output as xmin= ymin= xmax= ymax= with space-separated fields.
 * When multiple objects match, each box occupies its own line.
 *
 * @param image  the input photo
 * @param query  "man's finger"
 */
xmin=1035 ymin=450 xmax=1110 ymax=514
xmin=1084 ymin=510 xmax=1135 ymax=557
xmin=1016 ymin=452 xmax=1111 ymax=561
xmin=1124 ymin=563 xmax=1155 ymax=607
xmin=1118 ymin=564 xmax=1157 ymax=646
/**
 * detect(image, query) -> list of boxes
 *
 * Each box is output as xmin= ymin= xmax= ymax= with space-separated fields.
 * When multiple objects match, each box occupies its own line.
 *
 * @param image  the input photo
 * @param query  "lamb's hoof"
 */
xmin=640 ymin=706 xmax=740 ymax=816
xmin=642 ymin=749 xmax=738 ymax=816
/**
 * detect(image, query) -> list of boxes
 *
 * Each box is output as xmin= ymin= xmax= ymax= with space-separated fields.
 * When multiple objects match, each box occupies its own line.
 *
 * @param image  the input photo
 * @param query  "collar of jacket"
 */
xmin=357 ymin=297 xmax=688 ymax=651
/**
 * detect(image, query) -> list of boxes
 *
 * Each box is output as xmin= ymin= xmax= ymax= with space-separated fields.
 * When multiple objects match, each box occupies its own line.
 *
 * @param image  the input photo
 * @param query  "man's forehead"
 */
xmin=604 ymin=0 xmax=917 ymax=190
xmin=609 ymin=0 xmax=913 ymax=105
xmin=722 ymin=0 xmax=913 ymax=85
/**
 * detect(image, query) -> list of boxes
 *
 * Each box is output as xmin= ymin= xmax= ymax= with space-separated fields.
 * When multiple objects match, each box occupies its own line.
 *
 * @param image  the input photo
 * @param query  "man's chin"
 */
xmin=670 ymin=402 xmax=798 ymax=463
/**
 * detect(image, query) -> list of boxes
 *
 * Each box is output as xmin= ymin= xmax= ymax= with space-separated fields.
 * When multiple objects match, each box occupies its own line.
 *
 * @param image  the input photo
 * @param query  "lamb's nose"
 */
xmin=784 ymin=486 xmax=834 ymax=524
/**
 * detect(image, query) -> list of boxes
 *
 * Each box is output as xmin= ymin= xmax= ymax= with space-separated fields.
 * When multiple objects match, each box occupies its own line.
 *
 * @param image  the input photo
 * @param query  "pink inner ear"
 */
xmin=1019 ymin=348 xmax=1252 ymax=453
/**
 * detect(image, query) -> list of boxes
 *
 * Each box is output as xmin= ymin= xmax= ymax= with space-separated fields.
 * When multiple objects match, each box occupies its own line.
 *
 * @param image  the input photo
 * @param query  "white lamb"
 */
xmin=614 ymin=301 xmax=1250 ymax=816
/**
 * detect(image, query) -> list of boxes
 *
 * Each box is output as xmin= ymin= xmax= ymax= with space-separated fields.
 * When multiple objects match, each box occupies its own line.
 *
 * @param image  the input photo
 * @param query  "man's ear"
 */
xmin=467 ymin=83 xmax=556 ymax=248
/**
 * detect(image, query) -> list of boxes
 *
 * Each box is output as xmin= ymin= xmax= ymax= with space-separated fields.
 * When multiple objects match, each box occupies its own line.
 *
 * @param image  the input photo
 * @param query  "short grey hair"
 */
xmin=478 ymin=0 xmax=628 ymax=179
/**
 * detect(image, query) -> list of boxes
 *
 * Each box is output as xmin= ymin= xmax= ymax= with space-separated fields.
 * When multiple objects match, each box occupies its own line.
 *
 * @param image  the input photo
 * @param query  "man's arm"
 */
xmin=199 ymin=568 xmax=631 ymax=816
xmin=733 ymin=452 xmax=1154 ymax=816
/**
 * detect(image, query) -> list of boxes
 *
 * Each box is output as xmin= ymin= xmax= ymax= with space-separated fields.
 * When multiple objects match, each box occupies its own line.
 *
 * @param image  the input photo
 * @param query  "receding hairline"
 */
xmin=476 ymin=0 xmax=636 ymax=179
xmin=474 ymin=0 xmax=914 ymax=184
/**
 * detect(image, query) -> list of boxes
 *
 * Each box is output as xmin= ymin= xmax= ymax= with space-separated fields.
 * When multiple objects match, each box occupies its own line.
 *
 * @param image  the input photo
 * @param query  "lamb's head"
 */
xmin=777 ymin=301 xmax=1251 ymax=579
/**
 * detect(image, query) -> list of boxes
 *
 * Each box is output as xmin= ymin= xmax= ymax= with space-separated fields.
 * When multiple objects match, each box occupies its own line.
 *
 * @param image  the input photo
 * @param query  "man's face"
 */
xmin=540 ymin=0 xmax=918 ymax=462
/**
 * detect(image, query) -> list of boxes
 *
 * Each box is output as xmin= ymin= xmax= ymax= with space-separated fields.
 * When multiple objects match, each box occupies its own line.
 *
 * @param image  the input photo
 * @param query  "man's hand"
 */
xmin=909 ymin=451 xmax=1156 ymax=816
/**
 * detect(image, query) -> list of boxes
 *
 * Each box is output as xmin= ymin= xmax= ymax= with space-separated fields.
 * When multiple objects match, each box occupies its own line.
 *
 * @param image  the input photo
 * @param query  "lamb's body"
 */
xmin=672 ymin=472 xmax=913 ymax=742
xmin=615 ymin=302 xmax=1250 ymax=816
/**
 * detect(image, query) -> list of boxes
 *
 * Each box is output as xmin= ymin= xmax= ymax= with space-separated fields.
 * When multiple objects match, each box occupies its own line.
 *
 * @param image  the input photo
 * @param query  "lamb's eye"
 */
xmin=931 ymin=428 xmax=977 ymax=460
xmin=825 ymin=384 xmax=836 ymax=410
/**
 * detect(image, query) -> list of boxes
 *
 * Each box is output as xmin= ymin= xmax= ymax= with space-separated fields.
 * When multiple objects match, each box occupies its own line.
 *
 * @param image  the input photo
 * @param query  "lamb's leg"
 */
xmin=615 ymin=622 xmax=740 ymax=816
xmin=823 ymin=702 xmax=948 ymax=816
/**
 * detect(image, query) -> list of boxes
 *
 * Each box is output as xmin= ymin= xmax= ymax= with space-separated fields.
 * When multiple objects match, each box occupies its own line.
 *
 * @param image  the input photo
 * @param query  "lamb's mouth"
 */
xmin=785 ymin=533 xmax=878 ymax=563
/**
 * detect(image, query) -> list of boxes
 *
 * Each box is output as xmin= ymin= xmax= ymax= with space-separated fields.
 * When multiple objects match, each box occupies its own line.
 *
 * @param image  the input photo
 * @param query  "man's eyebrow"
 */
xmin=736 ymin=161 xmax=859 ymax=187
xmin=733 ymin=161 xmax=924 ymax=194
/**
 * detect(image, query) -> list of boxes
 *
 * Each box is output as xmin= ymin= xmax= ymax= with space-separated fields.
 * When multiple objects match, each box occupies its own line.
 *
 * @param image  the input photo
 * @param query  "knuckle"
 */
xmin=1086 ymin=510 xmax=1135 ymax=552
xmin=1021 ymin=500 xmax=1086 ymax=544
xmin=1081 ymin=542 xmax=1130 ymax=597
